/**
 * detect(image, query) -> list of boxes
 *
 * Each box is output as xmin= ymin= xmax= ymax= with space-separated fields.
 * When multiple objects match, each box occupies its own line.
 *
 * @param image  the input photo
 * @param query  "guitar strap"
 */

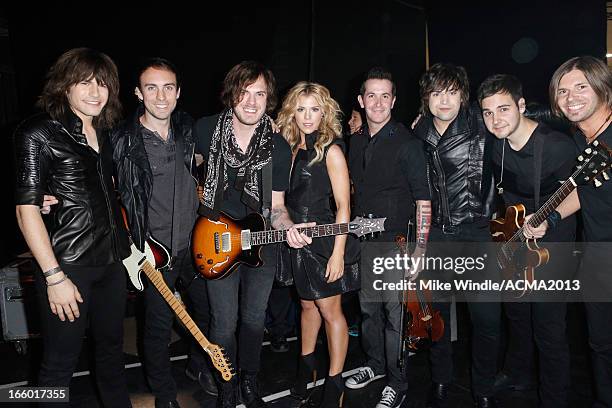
xmin=261 ymin=161 xmax=273 ymax=229
xmin=533 ymin=127 xmax=544 ymax=210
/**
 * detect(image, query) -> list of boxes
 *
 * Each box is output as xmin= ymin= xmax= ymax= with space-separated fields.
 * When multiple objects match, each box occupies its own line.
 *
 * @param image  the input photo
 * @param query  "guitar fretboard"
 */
xmin=250 ymin=223 xmax=351 ymax=246
xmin=506 ymin=178 xmax=575 ymax=246
xmin=141 ymin=262 xmax=210 ymax=348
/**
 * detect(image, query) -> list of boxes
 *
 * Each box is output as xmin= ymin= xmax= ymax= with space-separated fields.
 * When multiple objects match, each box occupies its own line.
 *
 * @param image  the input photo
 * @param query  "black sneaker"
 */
xmin=344 ymin=367 xmax=386 ymax=389
xmin=376 ymin=386 xmax=406 ymax=408
xmin=185 ymin=361 xmax=218 ymax=396
xmin=270 ymin=336 xmax=289 ymax=353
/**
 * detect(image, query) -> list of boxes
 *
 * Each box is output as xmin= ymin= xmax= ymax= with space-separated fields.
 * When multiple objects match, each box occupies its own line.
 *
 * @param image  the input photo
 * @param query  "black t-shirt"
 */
xmin=492 ymin=123 xmax=577 ymax=242
xmin=575 ymin=122 xmax=612 ymax=242
xmin=193 ymin=114 xmax=291 ymax=219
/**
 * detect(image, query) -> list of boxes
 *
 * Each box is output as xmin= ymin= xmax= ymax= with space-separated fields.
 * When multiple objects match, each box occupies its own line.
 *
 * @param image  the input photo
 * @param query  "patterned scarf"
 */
xmin=202 ymin=108 xmax=273 ymax=212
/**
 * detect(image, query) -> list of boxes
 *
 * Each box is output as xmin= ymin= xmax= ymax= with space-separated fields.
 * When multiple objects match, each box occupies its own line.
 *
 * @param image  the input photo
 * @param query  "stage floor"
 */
xmin=0 ymin=302 xmax=596 ymax=407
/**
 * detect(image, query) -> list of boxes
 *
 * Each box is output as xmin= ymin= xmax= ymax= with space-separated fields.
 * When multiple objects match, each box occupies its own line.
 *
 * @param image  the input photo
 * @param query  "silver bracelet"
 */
xmin=46 ymin=274 xmax=69 ymax=287
xmin=43 ymin=266 xmax=63 ymax=278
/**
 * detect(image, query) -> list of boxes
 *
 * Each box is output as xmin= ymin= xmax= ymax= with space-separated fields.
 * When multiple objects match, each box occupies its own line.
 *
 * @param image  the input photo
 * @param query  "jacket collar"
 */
xmin=415 ymin=108 xmax=471 ymax=147
xmin=57 ymin=109 xmax=89 ymax=146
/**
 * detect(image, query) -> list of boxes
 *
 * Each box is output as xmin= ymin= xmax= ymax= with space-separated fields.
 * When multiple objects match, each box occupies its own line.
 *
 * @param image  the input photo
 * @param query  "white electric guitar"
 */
xmin=122 ymin=236 xmax=233 ymax=381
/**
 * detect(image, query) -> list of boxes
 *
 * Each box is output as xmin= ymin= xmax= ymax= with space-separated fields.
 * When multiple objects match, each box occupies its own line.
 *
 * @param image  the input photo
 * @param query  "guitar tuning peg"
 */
xmin=585 ymin=148 xmax=592 ymax=154
xmin=576 ymin=165 xmax=583 ymax=170
xmin=593 ymin=140 xmax=599 ymax=146
xmin=603 ymin=171 xmax=610 ymax=181
xmin=594 ymin=178 xmax=602 ymax=188
xmin=577 ymin=155 xmax=584 ymax=162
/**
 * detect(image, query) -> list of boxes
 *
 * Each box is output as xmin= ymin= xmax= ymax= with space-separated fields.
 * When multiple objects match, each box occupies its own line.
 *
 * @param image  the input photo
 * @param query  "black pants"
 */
xmin=578 ymin=248 xmax=612 ymax=408
xmin=35 ymin=262 xmax=131 ymax=408
xmin=502 ymin=302 xmax=569 ymax=407
xmin=206 ymin=247 xmax=276 ymax=377
xmin=584 ymin=302 xmax=612 ymax=408
xmin=266 ymin=284 xmax=296 ymax=340
xmin=143 ymin=248 xmax=210 ymax=402
xmin=358 ymin=240 xmax=407 ymax=392
xmin=426 ymin=223 xmax=501 ymax=398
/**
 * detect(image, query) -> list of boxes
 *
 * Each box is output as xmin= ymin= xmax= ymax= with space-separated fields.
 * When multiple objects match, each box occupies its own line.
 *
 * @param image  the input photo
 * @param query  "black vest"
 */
xmin=349 ymin=120 xmax=415 ymax=239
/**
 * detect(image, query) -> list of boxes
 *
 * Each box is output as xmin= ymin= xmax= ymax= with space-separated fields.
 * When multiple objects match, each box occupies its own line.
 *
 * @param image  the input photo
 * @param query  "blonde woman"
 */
xmin=277 ymin=82 xmax=360 ymax=407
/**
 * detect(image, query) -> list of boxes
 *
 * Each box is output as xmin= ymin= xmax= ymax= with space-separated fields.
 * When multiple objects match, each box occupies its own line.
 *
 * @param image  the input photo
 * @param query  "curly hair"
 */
xmin=220 ymin=60 xmax=277 ymax=113
xmin=37 ymin=48 xmax=121 ymax=129
xmin=277 ymin=82 xmax=343 ymax=165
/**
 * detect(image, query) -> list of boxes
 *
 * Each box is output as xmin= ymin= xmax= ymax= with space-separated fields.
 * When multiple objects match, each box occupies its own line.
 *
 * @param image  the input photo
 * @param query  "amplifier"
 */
xmin=0 ymin=254 xmax=40 ymax=341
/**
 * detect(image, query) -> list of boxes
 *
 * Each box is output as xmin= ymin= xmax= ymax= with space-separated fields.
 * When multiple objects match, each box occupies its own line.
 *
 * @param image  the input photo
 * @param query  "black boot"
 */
xmin=426 ymin=383 xmax=450 ymax=408
xmin=216 ymin=379 xmax=237 ymax=408
xmin=475 ymin=396 xmax=500 ymax=408
xmin=240 ymin=371 xmax=267 ymax=407
xmin=317 ymin=374 xmax=344 ymax=408
xmin=288 ymin=353 xmax=318 ymax=407
xmin=154 ymin=399 xmax=180 ymax=408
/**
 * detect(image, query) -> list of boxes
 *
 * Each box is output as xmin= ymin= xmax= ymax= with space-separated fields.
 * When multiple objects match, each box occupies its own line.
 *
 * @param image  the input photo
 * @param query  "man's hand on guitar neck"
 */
xmin=286 ymin=222 xmax=315 ymax=248
xmin=522 ymin=214 xmax=548 ymax=239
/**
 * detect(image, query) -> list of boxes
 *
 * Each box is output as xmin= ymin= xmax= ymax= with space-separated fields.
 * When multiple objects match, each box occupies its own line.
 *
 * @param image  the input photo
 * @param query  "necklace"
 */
xmin=586 ymin=110 xmax=612 ymax=143
xmin=496 ymin=138 xmax=506 ymax=195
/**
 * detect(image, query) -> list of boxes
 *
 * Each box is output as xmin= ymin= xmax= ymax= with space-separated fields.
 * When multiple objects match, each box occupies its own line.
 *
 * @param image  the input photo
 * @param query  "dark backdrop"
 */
xmin=0 ymin=1 xmax=606 ymax=265
xmin=0 ymin=1 xmax=427 ymax=264
xmin=427 ymin=0 xmax=607 ymax=106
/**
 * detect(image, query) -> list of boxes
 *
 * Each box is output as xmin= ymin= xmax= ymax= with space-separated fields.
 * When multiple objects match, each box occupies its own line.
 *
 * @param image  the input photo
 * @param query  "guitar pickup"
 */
xmin=241 ymin=229 xmax=251 ymax=250
xmin=221 ymin=232 xmax=231 ymax=252
xmin=214 ymin=232 xmax=220 ymax=254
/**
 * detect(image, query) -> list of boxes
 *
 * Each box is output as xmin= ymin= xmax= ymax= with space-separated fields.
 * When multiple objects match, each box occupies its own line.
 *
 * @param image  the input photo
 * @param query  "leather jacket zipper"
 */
xmin=432 ymin=150 xmax=451 ymax=227
xmin=97 ymin=154 xmax=120 ymax=260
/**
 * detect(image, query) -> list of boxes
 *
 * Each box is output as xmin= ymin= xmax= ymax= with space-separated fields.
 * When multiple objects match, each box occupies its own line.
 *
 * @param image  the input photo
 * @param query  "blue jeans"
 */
xmin=206 ymin=249 xmax=276 ymax=375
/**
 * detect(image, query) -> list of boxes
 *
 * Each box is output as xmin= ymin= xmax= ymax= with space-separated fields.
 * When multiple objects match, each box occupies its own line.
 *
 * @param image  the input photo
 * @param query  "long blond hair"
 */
xmin=277 ymin=82 xmax=343 ymax=165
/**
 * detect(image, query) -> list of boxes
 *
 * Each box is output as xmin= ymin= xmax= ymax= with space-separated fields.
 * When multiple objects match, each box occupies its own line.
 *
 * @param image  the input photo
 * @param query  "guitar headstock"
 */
xmin=349 ymin=216 xmax=386 ymax=237
xmin=205 ymin=343 xmax=234 ymax=381
xmin=574 ymin=140 xmax=612 ymax=188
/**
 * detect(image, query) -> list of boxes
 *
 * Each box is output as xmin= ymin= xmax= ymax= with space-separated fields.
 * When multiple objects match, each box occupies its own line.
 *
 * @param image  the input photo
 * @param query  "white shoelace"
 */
xmin=380 ymin=386 xmax=397 ymax=405
xmin=353 ymin=367 xmax=374 ymax=382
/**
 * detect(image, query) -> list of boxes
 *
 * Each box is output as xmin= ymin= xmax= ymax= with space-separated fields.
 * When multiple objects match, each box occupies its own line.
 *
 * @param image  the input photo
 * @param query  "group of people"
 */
xmin=13 ymin=46 xmax=612 ymax=408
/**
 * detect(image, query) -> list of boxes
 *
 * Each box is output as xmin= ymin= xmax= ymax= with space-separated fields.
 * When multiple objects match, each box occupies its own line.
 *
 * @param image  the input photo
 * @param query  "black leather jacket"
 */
xmin=14 ymin=112 xmax=129 ymax=266
xmin=413 ymin=106 xmax=496 ymax=229
xmin=111 ymin=106 xmax=196 ymax=252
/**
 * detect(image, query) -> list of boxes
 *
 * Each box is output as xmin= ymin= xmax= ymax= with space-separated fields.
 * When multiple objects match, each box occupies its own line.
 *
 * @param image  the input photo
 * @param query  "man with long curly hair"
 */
xmin=14 ymin=48 xmax=132 ymax=407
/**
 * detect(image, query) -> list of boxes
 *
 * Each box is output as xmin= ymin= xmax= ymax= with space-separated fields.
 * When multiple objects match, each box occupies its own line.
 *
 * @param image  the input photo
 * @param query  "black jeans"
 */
xmin=502 ymin=302 xmax=569 ymax=407
xmin=206 ymin=248 xmax=276 ymax=376
xmin=579 ymin=249 xmax=612 ymax=408
xmin=426 ymin=223 xmax=501 ymax=398
xmin=143 ymin=248 xmax=209 ymax=402
xmin=35 ymin=262 xmax=131 ymax=408
xmin=266 ymin=284 xmax=296 ymax=340
xmin=358 ymin=241 xmax=406 ymax=392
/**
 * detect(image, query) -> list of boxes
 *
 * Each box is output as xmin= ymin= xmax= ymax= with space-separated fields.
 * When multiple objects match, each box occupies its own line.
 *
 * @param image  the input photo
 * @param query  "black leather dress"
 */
xmin=285 ymin=133 xmax=360 ymax=300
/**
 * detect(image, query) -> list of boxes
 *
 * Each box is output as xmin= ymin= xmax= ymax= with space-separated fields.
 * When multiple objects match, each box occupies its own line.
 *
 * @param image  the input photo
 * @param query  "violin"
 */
xmin=396 ymin=234 xmax=444 ymax=354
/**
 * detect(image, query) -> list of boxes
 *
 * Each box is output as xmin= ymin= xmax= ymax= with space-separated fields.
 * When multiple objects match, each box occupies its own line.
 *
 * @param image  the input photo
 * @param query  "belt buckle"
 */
xmin=442 ymin=224 xmax=458 ymax=234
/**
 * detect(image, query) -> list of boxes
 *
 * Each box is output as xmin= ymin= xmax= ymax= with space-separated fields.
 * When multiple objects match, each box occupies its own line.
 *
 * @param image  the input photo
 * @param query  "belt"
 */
xmin=441 ymin=224 xmax=459 ymax=235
